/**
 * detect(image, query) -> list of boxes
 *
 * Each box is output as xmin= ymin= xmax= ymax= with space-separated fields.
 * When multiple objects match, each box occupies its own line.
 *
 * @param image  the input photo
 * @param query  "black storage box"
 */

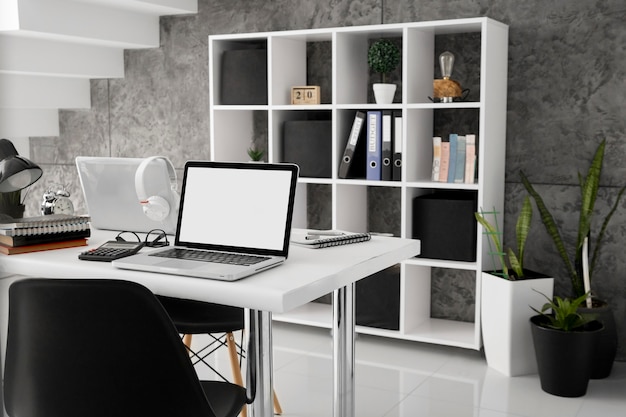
xmin=412 ymin=191 xmax=477 ymax=262
xmin=283 ymin=120 xmax=332 ymax=178
xmin=311 ymin=265 xmax=400 ymax=331
xmin=356 ymin=265 xmax=400 ymax=330
xmin=220 ymin=49 xmax=267 ymax=105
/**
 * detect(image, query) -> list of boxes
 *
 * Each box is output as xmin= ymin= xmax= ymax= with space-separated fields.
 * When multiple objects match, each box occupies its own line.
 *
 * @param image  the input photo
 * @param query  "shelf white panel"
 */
xmin=210 ymin=17 xmax=507 ymax=351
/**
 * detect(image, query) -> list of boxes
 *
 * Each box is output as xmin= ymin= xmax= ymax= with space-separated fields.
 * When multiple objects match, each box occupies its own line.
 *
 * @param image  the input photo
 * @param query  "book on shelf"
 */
xmin=431 ymin=136 xmax=442 ymax=181
xmin=454 ymin=135 xmax=466 ymax=183
xmin=0 ymin=238 xmax=88 ymax=255
xmin=464 ymin=134 xmax=477 ymax=184
xmin=447 ymin=133 xmax=458 ymax=183
xmin=439 ymin=139 xmax=450 ymax=183
xmin=381 ymin=110 xmax=393 ymax=181
xmin=366 ymin=110 xmax=382 ymax=181
xmin=0 ymin=229 xmax=91 ymax=247
xmin=0 ymin=214 xmax=90 ymax=236
xmin=338 ymin=111 xmax=366 ymax=179
xmin=291 ymin=230 xmax=371 ymax=249
xmin=392 ymin=112 xmax=402 ymax=181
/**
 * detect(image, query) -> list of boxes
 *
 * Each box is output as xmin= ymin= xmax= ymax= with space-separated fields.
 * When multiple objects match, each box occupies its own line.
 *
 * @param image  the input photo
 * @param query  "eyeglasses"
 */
xmin=115 ymin=229 xmax=170 ymax=248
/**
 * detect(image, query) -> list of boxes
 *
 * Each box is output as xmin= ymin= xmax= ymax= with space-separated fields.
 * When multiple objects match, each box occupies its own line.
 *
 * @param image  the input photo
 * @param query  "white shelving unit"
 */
xmin=208 ymin=18 xmax=508 ymax=350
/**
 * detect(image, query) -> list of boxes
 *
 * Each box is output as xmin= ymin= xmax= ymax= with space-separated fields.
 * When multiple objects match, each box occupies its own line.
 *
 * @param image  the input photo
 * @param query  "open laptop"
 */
xmin=76 ymin=157 xmax=178 ymax=234
xmin=113 ymin=161 xmax=299 ymax=281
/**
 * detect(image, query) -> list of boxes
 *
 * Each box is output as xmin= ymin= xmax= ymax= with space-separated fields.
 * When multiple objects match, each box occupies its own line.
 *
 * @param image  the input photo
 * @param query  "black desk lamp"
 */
xmin=0 ymin=138 xmax=43 ymax=218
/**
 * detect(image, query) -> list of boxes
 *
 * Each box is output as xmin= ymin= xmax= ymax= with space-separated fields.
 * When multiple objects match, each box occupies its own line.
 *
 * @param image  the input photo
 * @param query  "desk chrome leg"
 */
xmin=333 ymin=284 xmax=355 ymax=417
xmin=247 ymin=309 xmax=273 ymax=417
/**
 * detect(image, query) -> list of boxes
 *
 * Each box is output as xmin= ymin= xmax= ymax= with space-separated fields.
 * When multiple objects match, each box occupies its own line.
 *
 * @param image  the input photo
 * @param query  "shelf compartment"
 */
xmin=210 ymin=38 xmax=268 ymax=106
xmin=271 ymin=109 xmax=332 ymax=177
xmin=269 ymin=33 xmax=333 ymax=106
xmin=335 ymin=28 xmax=403 ymax=105
xmin=211 ymin=109 xmax=267 ymax=162
xmin=292 ymin=183 xmax=332 ymax=230
xmin=334 ymin=183 xmax=401 ymax=236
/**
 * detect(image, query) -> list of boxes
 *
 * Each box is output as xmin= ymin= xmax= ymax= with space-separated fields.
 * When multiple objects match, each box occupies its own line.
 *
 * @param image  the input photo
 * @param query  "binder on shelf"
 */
xmin=392 ymin=112 xmax=402 ymax=181
xmin=453 ymin=135 xmax=466 ymax=183
xmin=447 ymin=133 xmax=458 ymax=183
xmin=338 ymin=111 xmax=366 ymax=179
xmin=439 ymin=139 xmax=450 ymax=183
xmin=381 ymin=110 xmax=393 ymax=181
xmin=432 ymin=136 xmax=442 ymax=181
xmin=464 ymin=134 xmax=477 ymax=184
xmin=366 ymin=111 xmax=382 ymax=181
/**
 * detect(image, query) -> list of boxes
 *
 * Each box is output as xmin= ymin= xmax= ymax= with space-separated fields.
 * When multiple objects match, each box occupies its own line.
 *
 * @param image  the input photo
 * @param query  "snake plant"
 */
xmin=521 ymin=140 xmax=626 ymax=297
xmin=475 ymin=195 xmax=533 ymax=280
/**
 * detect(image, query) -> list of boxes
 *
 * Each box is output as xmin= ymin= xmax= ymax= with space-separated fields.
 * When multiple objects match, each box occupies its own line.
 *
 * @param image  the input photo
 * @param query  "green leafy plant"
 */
xmin=531 ymin=290 xmax=594 ymax=331
xmin=475 ymin=196 xmax=533 ymax=280
xmin=247 ymin=146 xmax=264 ymax=161
xmin=367 ymin=39 xmax=400 ymax=84
xmin=521 ymin=140 xmax=626 ymax=298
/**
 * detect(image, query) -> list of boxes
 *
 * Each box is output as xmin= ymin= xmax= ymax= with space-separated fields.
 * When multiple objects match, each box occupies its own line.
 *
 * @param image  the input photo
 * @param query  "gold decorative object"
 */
xmin=432 ymin=51 xmax=465 ymax=102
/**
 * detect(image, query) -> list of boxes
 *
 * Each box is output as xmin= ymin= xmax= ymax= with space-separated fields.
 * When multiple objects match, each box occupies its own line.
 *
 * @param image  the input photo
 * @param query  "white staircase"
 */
xmin=0 ymin=0 xmax=197 ymax=139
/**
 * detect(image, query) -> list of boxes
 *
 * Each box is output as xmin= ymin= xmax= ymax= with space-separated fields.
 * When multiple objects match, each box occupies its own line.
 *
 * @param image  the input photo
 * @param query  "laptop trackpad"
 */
xmin=156 ymin=260 xmax=203 ymax=270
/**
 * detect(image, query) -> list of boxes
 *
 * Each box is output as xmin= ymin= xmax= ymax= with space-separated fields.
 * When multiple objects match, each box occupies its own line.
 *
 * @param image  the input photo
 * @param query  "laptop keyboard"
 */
xmin=150 ymin=248 xmax=270 ymax=266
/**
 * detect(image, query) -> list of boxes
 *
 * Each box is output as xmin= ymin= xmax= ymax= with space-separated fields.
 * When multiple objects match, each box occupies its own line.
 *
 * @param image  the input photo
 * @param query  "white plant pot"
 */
xmin=372 ymin=83 xmax=396 ymax=104
xmin=481 ymin=271 xmax=554 ymax=376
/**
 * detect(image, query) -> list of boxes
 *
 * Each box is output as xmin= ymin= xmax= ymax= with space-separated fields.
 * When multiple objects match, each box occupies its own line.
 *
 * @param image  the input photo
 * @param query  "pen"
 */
xmin=305 ymin=230 xmax=345 ymax=240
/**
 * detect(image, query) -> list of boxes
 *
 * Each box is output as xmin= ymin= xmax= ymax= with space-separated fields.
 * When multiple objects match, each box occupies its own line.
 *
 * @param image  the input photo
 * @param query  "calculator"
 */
xmin=78 ymin=241 xmax=145 ymax=262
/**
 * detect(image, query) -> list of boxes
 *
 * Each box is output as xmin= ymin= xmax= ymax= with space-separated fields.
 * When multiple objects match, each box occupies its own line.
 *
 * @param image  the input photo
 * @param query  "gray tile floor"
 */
xmin=190 ymin=322 xmax=626 ymax=417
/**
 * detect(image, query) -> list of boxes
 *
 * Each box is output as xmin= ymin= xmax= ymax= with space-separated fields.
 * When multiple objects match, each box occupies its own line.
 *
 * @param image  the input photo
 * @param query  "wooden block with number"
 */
xmin=291 ymin=86 xmax=321 ymax=105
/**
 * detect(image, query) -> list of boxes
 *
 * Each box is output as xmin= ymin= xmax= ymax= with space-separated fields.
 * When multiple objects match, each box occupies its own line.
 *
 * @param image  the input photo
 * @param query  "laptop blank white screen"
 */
xmin=177 ymin=165 xmax=294 ymax=251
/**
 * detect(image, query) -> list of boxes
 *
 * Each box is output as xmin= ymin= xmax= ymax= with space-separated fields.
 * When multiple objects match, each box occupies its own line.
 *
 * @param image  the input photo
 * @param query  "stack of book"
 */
xmin=0 ymin=214 xmax=91 ymax=255
xmin=431 ymin=133 xmax=477 ymax=184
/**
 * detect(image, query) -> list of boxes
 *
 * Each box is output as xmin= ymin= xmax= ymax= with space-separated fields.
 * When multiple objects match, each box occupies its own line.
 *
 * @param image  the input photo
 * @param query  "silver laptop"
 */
xmin=76 ymin=157 xmax=178 ymax=234
xmin=113 ymin=161 xmax=299 ymax=281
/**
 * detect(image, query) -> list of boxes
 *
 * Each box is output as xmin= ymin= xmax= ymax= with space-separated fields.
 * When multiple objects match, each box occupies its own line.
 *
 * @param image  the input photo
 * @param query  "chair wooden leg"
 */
xmin=272 ymin=389 xmax=283 ymax=415
xmin=226 ymin=332 xmax=283 ymax=415
xmin=182 ymin=334 xmax=193 ymax=353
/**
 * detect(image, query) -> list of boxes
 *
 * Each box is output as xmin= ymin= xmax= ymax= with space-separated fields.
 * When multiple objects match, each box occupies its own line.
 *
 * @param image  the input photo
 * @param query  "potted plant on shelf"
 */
xmin=247 ymin=145 xmax=265 ymax=162
xmin=530 ymin=291 xmax=603 ymax=397
xmin=368 ymin=39 xmax=400 ymax=104
xmin=475 ymin=196 xmax=554 ymax=376
xmin=521 ymin=139 xmax=625 ymax=379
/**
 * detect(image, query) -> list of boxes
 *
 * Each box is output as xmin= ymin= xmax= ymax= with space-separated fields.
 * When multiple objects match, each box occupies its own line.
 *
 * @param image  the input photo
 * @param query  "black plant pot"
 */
xmin=530 ymin=315 xmax=603 ymax=397
xmin=0 ymin=203 xmax=25 ymax=219
xmin=578 ymin=299 xmax=617 ymax=379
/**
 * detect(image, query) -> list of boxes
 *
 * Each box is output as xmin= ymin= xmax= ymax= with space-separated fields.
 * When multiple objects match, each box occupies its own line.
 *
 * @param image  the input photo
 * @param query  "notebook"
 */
xmin=113 ymin=161 xmax=299 ymax=281
xmin=291 ymin=230 xmax=371 ymax=249
xmin=76 ymin=157 xmax=178 ymax=234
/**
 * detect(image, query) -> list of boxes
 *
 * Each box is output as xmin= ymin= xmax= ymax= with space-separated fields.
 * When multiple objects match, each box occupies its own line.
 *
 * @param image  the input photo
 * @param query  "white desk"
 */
xmin=0 ymin=229 xmax=419 ymax=417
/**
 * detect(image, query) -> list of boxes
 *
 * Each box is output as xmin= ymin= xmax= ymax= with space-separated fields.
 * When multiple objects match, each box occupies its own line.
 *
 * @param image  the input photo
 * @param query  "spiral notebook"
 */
xmin=291 ymin=230 xmax=371 ymax=249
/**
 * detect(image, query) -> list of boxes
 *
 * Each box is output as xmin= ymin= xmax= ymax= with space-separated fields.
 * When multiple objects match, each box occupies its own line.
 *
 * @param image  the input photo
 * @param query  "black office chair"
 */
xmin=156 ymin=296 xmax=283 ymax=416
xmin=3 ymin=278 xmax=249 ymax=417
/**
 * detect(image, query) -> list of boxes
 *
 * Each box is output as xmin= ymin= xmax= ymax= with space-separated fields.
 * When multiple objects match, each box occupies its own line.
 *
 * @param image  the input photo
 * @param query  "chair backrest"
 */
xmin=3 ymin=278 xmax=222 ymax=417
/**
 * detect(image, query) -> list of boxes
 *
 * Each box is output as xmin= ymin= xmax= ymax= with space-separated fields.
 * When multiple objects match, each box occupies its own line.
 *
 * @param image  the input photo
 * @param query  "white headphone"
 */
xmin=134 ymin=156 xmax=179 ymax=222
